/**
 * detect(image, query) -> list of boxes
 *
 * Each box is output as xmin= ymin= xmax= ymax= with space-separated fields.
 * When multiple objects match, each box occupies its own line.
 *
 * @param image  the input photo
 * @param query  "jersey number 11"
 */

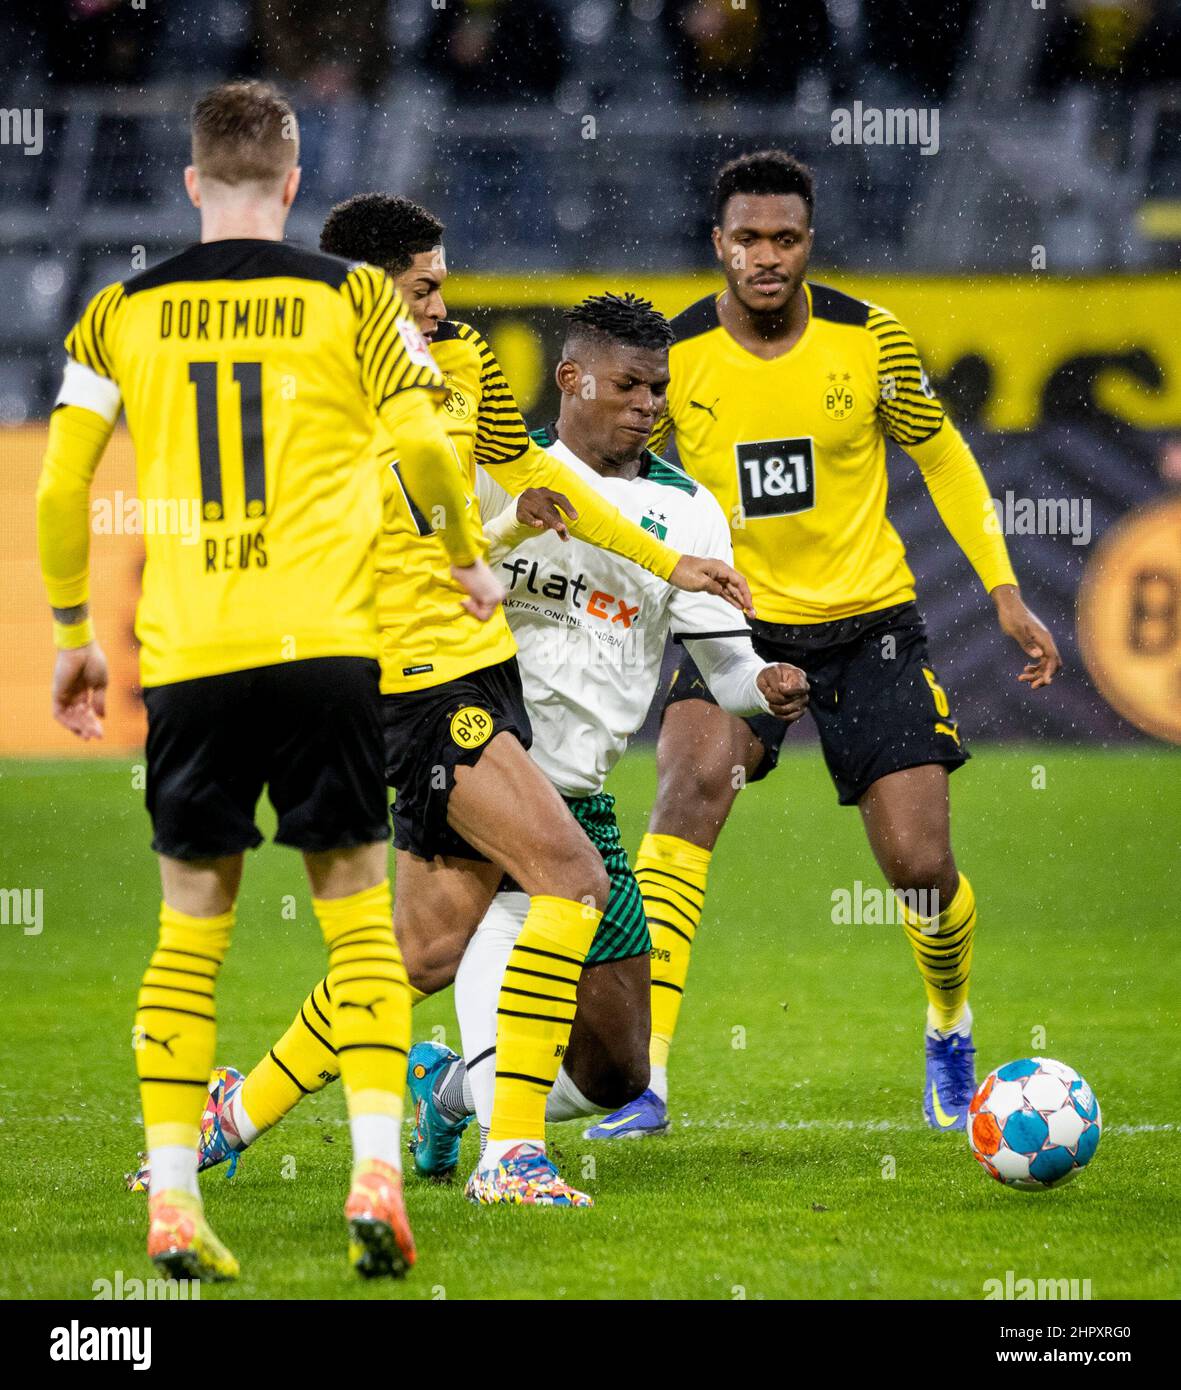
xmin=189 ymin=360 xmax=267 ymax=522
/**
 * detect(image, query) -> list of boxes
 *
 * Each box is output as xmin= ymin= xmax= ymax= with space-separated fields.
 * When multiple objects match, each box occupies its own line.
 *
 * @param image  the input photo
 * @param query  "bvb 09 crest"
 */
xmin=1077 ymin=496 xmax=1181 ymax=744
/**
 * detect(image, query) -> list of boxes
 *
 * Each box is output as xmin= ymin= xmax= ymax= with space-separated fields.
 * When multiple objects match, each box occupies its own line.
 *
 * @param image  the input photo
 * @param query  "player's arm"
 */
xmin=467 ymin=328 xmax=752 ymax=613
xmin=36 ymin=290 xmax=125 ymax=738
xmin=874 ymin=308 xmax=1061 ymax=689
xmin=476 ymin=462 xmax=575 ymax=563
xmin=671 ymin=497 xmax=807 ymax=720
xmin=350 ymin=266 xmax=486 ymax=569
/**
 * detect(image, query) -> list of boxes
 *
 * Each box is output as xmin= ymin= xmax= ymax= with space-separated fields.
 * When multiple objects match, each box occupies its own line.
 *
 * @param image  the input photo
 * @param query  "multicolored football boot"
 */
xmin=147 ymin=1189 xmax=239 ymax=1282
xmin=584 ymin=1088 xmax=670 ymax=1140
xmin=126 ymin=1065 xmax=246 ymax=1193
xmin=407 ymin=1041 xmax=471 ymax=1180
xmin=345 ymin=1158 xmax=416 ymax=1279
xmin=464 ymin=1143 xmax=593 ymax=1207
xmin=924 ymin=1017 xmax=978 ymax=1131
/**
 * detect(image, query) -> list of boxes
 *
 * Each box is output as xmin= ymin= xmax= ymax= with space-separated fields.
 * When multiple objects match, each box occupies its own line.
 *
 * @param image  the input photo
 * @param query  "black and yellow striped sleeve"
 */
xmin=462 ymin=323 xmax=531 ymax=466
xmin=345 ymin=264 xmax=446 ymax=409
xmin=868 ymin=305 xmax=945 ymax=446
xmin=64 ymin=283 xmax=125 ymax=380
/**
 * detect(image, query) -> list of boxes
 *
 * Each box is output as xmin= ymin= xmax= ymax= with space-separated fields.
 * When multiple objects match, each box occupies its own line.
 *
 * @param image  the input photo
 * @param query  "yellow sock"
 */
xmin=635 ymin=833 xmax=711 ymax=1071
xmin=313 ymin=880 xmax=411 ymax=1166
xmin=899 ymin=872 xmax=977 ymax=1032
xmin=135 ymin=903 xmax=233 ymax=1154
xmin=488 ymin=894 xmax=601 ymax=1144
xmin=240 ymin=977 xmax=338 ymax=1133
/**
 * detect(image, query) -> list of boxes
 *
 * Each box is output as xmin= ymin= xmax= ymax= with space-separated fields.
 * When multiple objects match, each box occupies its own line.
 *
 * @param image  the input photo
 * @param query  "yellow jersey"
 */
xmin=650 ymin=282 xmax=1016 ymax=624
xmin=55 ymin=239 xmax=448 ymax=686
xmin=376 ymin=318 xmax=682 ymax=694
xmin=376 ymin=319 xmax=517 ymax=693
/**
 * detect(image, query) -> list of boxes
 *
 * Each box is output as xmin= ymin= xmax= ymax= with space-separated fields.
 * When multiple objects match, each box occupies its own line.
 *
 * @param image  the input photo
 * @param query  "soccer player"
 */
xmin=591 ymin=150 xmax=1063 ymax=1139
xmin=126 ymin=195 xmax=754 ymax=1206
xmin=402 ymin=293 xmax=808 ymax=1199
xmin=36 ymin=82 xmax=497 ymax=1280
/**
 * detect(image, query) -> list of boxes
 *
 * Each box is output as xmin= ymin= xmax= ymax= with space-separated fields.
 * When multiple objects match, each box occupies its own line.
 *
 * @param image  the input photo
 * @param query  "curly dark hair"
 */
xmin=562 ymin=292 xmax=674 ymax=355
xmin=713 ymin=150 xmax=815 ymax=224
xmin=319 ymin=193 xmax=444 ymax=275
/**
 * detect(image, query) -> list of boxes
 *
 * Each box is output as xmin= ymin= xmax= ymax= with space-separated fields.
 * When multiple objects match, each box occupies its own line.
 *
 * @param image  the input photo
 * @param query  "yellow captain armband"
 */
xmin=53 ymin=617 xmax=95 ymax=650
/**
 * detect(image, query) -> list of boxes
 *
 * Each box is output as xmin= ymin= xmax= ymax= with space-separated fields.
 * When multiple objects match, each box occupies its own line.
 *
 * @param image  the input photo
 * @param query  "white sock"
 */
xmin=149 ymin=1144 xmax=200 ymax=1198
xmin=545 ymin=1064 xmax=604 ymax=1122
xmin=224 ymin=1089 xmax=260 ymax=1149
xmin=454 ymin=891 xmax=527 ymax=1137
xmin=649 ymin=1063 xmax=668 ymax=1102
xmin=926 ymin=1002 xmax=974 ymax=1040
xmin=349 ymin=1112 xmax=402 ymax=1171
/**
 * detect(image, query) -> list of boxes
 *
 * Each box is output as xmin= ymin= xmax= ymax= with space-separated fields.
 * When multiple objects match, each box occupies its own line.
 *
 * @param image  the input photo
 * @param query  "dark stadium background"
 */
xmin=2 ymin=0 xmax=1179 ymax=751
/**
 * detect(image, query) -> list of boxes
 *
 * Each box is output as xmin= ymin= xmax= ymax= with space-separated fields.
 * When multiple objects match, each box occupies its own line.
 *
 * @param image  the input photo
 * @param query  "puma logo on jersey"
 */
xmin=689 ymin=397 xmax=719 ymax=421
xmin=141 ymin=1031 xmax=180 ymax=1056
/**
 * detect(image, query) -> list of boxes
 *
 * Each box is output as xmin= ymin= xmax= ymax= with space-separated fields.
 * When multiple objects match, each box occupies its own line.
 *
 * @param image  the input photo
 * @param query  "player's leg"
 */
xmin=817 ymin=604 xmax=976 ymax=1130
xmin=214 ymin=847 xmax=501 ymax=1175
xmin=565 ymin=956 xmax=656 ymax=1126
xmin=858 ymin=764 xmax=979 ymax=1129
xmin=592 ymin=650 xmax=775 ymax=1136
xmin=135 ymin=669 xmax=268 ymax=1280
xmin=424 ymin=793 xmax=655 ymax=1165
xmin=444 ymin=730 xmax=608 ymax=1203
xmin=300 ymin=838 xmax=417 ymax=1276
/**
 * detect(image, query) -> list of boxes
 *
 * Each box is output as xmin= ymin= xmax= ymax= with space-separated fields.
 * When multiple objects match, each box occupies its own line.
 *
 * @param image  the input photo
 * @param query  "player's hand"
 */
xmin=451 ymin=557 xmax=506 ymax=622
xmin=758 ymin=662 xmax=809 ymax=721
xmin=670 ymin=555 xmax=755 ymax=617
xmin=51 ymin=642 xmax=108 ymax=740
xmin=516 ymin=487 xmax=576 ymax=541
xmin=992 ymin=584 xmax=1062 ymax=690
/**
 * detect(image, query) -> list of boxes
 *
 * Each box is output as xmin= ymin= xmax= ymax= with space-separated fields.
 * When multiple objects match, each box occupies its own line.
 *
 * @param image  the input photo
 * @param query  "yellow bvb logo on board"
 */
xmin=823 ymin=380 xmax=854 ymax=420
xmin=450 ymin=705 xmax=493 ymax=748
xmin=1077 ymin=495 xmax=1181 ymax=745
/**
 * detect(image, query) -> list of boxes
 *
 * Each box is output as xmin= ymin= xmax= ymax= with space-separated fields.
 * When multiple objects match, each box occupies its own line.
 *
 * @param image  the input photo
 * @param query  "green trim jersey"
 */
xmin=475 ymin=428 xmax=774 ymax=797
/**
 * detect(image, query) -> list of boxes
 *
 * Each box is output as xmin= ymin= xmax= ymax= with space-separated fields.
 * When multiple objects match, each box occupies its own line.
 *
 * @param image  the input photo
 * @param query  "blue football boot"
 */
xmin=924 ymin=1014 xmax=978 ymax=1131
xmin=407 ymin=1041 xmax=471 ymax=1180
xmin=583 ymin=1088 xmax=670 ymax=1140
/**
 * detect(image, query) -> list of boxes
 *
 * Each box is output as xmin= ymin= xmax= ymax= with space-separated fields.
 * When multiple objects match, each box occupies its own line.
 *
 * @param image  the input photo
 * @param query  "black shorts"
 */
xmin=383 ymin=657 xmax=532 ymax=862
xmin=663 ymin=601 xmax=968 ymax=805
xmin=144 ymin=657 xmax=389 ymax=860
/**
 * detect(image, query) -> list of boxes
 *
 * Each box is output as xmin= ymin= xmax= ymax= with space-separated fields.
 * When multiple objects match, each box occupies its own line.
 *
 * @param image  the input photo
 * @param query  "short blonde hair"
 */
xmin=190 ymin=80 xmax=299 ymax=187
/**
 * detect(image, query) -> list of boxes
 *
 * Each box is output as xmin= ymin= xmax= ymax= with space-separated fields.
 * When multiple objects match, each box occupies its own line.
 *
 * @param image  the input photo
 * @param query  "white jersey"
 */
xmin=477 ymin=433 xmax=774 ymax=796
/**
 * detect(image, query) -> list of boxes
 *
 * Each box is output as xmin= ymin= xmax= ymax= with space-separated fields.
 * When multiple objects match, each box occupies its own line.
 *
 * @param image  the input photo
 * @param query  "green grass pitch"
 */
xmin=1 ymin=745 xmax=1178 ymax=1301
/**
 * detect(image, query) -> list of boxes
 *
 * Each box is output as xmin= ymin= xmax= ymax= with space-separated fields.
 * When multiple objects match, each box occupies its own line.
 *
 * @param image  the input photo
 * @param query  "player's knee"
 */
xmin=887 ymin=843 xmax=955 ymax=899
xmin=655 ymin=747 xmax=740 ymax=829
xmin=396 ymin=912 xmax=465 ymax=994
xmin=531 ymin=827 xmax=610 ymax=910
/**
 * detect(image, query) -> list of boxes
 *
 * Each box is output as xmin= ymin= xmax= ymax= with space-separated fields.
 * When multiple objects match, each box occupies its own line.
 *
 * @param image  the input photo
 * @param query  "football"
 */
xmin=968 ymin=1058 xmax=1102 ymax=1190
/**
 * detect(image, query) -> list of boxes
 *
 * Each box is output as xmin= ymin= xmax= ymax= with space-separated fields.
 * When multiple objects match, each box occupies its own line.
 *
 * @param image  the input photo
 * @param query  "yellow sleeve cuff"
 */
xmin=53 ymin=618 xmax=95 ymax=650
